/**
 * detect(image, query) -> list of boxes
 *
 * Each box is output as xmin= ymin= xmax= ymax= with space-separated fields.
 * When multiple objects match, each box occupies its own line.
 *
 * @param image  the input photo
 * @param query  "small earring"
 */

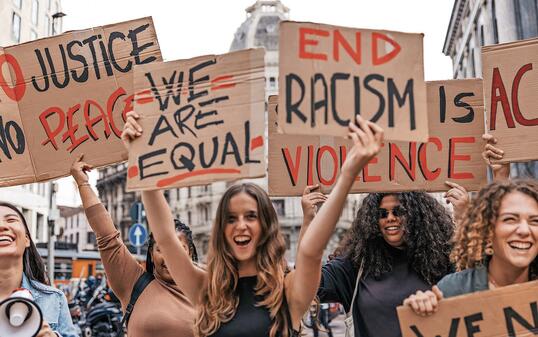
xmin=485 ymin=247 xmax=494 ymax=256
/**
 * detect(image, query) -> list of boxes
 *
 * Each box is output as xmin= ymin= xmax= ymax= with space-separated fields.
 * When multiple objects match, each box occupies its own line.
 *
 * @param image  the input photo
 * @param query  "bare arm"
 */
xmin=286 ymin=116 xmax=384 ymax=324
xmin=123 ymin=111 xmax=206 ymax=305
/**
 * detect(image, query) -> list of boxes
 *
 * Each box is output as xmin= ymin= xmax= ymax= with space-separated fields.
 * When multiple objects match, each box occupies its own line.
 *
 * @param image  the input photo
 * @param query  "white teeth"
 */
xmin=0 ymin=235 xmax=13 ymax=243
xmin=385 ymin=226 xmax=400 ymax=231
xmin=234 ymin=236 xmax=251 ymax=244
xmin=509 ymin=242 xmax=532 ymax=250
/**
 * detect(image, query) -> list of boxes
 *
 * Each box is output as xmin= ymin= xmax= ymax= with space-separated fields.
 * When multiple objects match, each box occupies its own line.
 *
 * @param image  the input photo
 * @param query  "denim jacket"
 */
xmin=436 ymin=265 xmax=489 ymax=298
xmin=22 ymin=274 xmax=78 ymax=337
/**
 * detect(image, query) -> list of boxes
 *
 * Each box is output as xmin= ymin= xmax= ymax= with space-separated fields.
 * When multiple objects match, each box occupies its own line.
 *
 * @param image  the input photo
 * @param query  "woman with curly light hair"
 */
xmin=122 ymin=111 xmax=384 ymax=337
xmin=404 ymin=179 xmax=538 ymax=316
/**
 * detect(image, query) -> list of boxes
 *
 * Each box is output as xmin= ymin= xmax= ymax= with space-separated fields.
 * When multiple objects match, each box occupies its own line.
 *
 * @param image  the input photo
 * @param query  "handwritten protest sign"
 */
xmin=278 ymin=21 xmax=428 ymax=142
xmin=126 ymin=49 xmax=266 ymax=191
xmin=0 ymin=17 xmax=161 ymax=186
xmin=482 ymin=38 xmax=538 ymax=163
xmin=0 ymin=47 xmax=35 ymax=186
xmin=268 ymin=79 xmax=486 ymax=196
xmin=397 ymin=280 xmax=538 ymax=337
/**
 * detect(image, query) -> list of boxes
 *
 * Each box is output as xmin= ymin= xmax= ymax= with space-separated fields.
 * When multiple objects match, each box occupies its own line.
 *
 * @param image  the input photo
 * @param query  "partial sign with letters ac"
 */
xmin=268 ymin=79 xmax=486 ymax=196
xmin=397 ymin=280 xmax=538 ymax=337
xmin=126 ymin=49 xmax=266 ymax=191
xmin=278 ymin=21 xmax=428 ymax=142
xmin=0 ymin=17 xmax=162 ymax=186
xmin=482 ymin=37 xmax=538 ymax=163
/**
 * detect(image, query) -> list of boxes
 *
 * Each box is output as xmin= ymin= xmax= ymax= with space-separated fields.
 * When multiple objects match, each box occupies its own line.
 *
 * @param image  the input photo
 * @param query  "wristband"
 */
xmin=78 ymin=183 xmax=91 ymax=188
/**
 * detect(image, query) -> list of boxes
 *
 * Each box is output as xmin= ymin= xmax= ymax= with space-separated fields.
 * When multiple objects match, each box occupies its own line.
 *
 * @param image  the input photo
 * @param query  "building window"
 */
xmin=269 ymin=76 xmax=276 ymax=88
xmin=203 ymin=205 xmax=209 ymax=222
xmin=514 ymin=0 xmax=538 ymax=39
xmin=272 ymin=199 xmax=285 ymax=216
xmin=31 ymin=0 xmax=39 ymax=26
xmin=87 ymin=232 xmax=96 ymax=245
xmin=45 ymin=15 xmax=51 ymax=36
xmin=470 ymin=49 xmax=476 ymax=77
xmin=30 ymin=30 xmax=37 ymax=40
xmin=12 ymin=12 xmax=21 ymax=43
xmin=48 ymin=0 xmax=52 ymax=10
xmin=36 ymin=213 xmax=44 ymax=241
xmin=188 ymin=211 xmax=192 ymax=225
xmin=76 ymin=232 xmax=80 ymax=245
xmin=480 ymin=25 xmax=485 ymax=46
xmin=188 ymin=187 xmax=191 ymax=198
xmin=13 ymin=0 xmax=22 ymax=9
xmin=491 ymin=0 xmax=499 ymax=44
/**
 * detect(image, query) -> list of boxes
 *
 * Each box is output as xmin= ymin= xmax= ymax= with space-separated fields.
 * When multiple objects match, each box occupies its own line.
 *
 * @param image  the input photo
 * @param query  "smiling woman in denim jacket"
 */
xmin=0 ymin=202 xmax=77 ymax=337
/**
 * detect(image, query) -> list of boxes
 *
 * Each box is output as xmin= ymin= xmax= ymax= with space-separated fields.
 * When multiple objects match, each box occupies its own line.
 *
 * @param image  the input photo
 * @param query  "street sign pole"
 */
xmin=137 ymin=203 xmax=142 ymax=256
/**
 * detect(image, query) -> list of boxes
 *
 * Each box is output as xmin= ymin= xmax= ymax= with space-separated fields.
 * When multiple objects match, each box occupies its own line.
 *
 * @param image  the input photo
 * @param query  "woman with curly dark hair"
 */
xmin=317 ymin=191 xmax=455 ymax=337
xmin=404 ymin=179 xmax=538 ymax=316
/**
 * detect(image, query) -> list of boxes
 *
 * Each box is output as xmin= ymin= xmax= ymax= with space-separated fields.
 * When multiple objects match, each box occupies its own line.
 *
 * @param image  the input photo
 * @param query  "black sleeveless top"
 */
xmin=208 ymin=276 xmax=300 ymax=337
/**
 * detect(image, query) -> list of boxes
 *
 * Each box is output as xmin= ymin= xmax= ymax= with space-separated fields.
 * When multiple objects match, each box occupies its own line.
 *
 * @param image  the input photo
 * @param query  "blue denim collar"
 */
xmin=21 ymin=273 xmax=44 ymax=301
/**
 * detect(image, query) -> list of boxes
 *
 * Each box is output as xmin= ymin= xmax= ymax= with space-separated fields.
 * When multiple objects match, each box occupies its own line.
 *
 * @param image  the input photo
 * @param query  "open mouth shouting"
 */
xmin=233 ymin=235 xmax=252 ymax=248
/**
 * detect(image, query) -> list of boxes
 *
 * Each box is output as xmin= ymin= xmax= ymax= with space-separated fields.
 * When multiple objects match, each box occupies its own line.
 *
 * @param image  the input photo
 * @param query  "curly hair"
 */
xmin=339 ymin=192 xmax=454 ymax=284
xmin=195 ymin=183 xmax=290 ymax=337
xmin=451 ymin=179 xmax=538 ymax=279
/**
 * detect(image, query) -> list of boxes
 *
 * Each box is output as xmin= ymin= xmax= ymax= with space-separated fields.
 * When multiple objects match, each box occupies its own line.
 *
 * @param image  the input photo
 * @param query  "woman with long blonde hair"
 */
xmin=404 ymin=179 xmax=538 ymax=315
xmin=121 ymin=111 xmax=383 ymax=337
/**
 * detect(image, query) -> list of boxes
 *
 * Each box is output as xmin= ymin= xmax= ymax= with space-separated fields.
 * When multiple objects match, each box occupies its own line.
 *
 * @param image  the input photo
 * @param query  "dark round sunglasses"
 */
xmin=378 ymin=206 xmax=406 ymax=219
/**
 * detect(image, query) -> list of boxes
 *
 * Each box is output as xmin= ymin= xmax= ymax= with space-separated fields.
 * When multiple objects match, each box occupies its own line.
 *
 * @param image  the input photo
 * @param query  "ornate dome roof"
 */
xmin=230 ymin=0 xmax=289 ymax=52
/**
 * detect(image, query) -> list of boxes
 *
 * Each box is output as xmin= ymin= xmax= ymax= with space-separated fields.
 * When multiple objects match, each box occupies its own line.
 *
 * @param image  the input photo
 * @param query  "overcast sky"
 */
xmin=56 ymin=0 xmax=456 ymax=205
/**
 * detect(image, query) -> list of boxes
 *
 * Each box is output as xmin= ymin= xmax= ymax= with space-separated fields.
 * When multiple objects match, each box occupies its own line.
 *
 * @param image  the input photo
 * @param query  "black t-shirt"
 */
xmin=209 ymin=276 xmax=299 ymax=337
xmin=318 ymin=246 xmax=430 ymax=337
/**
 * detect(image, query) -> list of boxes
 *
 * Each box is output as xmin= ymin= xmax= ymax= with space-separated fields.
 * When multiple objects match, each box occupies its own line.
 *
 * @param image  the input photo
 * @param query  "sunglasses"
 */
xmin=378 ymin=206 xmax=406 ymax=219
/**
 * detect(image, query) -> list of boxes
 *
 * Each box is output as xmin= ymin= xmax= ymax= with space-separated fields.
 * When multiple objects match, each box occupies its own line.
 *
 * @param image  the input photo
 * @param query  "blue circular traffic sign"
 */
xmin=129 ymin=223 xmax=148 ymax=247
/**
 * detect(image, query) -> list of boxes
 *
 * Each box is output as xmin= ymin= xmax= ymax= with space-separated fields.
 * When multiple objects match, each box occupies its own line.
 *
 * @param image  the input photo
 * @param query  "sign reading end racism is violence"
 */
xmin=126 ymin=49 xmax=266 ymax=191
xmin=278 ymin=21 xmax=428 ymax=142
xmin=397 ymin=281 xmax=538 ymax=337
xmin=0 ymin=17 xmax=161 ymax=186
xmin=268 ymin=79 xmax=486 ymax=196
xmin=483 ymin=37 xmax=538 ymax=163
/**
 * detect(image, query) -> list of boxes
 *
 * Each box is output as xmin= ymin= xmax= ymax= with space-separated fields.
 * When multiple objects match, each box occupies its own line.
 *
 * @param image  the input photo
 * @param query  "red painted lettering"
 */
xmin=0 ymin=54 xmax=26 ymax=101
xmin=371 ymin=32 xmax=401 ymax=66
xmin=333 ymin=30 xmax=361 ymax=65
xmin=299 ymin=27 xmax=329 ymax=61
xmin=282 ymin=146 xmax=302 ymax=186
xmin=448 ymin=137 xmax=474 ymax=179
xmin=490 ymin=67 xmax=514 ymax=130
xmin=389 ymin=142 xmax=416 ymax=181
xmin=418 ymin=137 xmax=442 ymax=181
xmin=39 ymin=107 xmax=65 ymax=150
xmin=511 ymin=63 xmax=538 ymax=127
xmin=316 ymin=145 xmax=338 ymax=186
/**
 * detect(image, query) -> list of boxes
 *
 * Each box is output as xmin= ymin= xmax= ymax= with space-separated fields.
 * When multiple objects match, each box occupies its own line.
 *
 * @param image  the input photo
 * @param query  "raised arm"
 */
xmin=71 ymin=155 xmax=114 ymax=237
xmin=123 ymin=111 xmax=206 ymax=305
xmin=286 ymin=116 xmax=384 ymax=322
xmin=70 ymin=155 xmax=144 ymax=303
xmin=297 ymin=185 xmax=327 ymax=250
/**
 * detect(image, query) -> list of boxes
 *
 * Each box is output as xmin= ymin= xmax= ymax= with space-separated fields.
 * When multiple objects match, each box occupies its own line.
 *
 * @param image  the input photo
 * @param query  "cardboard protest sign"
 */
xmin=0 ymin=17 xmax=161 ymax=186
xmin=278 ymin=21 xmax=428 ymax=142
xmin=397 ymin=280 xmax=538 ymax=337
xmin=268 ymin=79 xmax=486 ymax=196
xmin=126 ymin=49 xmax=266 ymax=191
xmin=0 ymin=48 xmax=35 ymax=186
xmin=482 ymin=38 xmax=538 ymax=163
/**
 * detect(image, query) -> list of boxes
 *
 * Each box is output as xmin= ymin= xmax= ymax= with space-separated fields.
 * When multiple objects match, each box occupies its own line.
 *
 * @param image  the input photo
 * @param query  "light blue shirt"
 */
xmin=21 ymin=274 xmax=78 ymax=337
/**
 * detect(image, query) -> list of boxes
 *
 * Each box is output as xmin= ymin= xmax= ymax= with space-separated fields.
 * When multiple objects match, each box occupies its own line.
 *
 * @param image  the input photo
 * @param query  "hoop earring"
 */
xmin=485 ymin=239 xmax=494 ymax=256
